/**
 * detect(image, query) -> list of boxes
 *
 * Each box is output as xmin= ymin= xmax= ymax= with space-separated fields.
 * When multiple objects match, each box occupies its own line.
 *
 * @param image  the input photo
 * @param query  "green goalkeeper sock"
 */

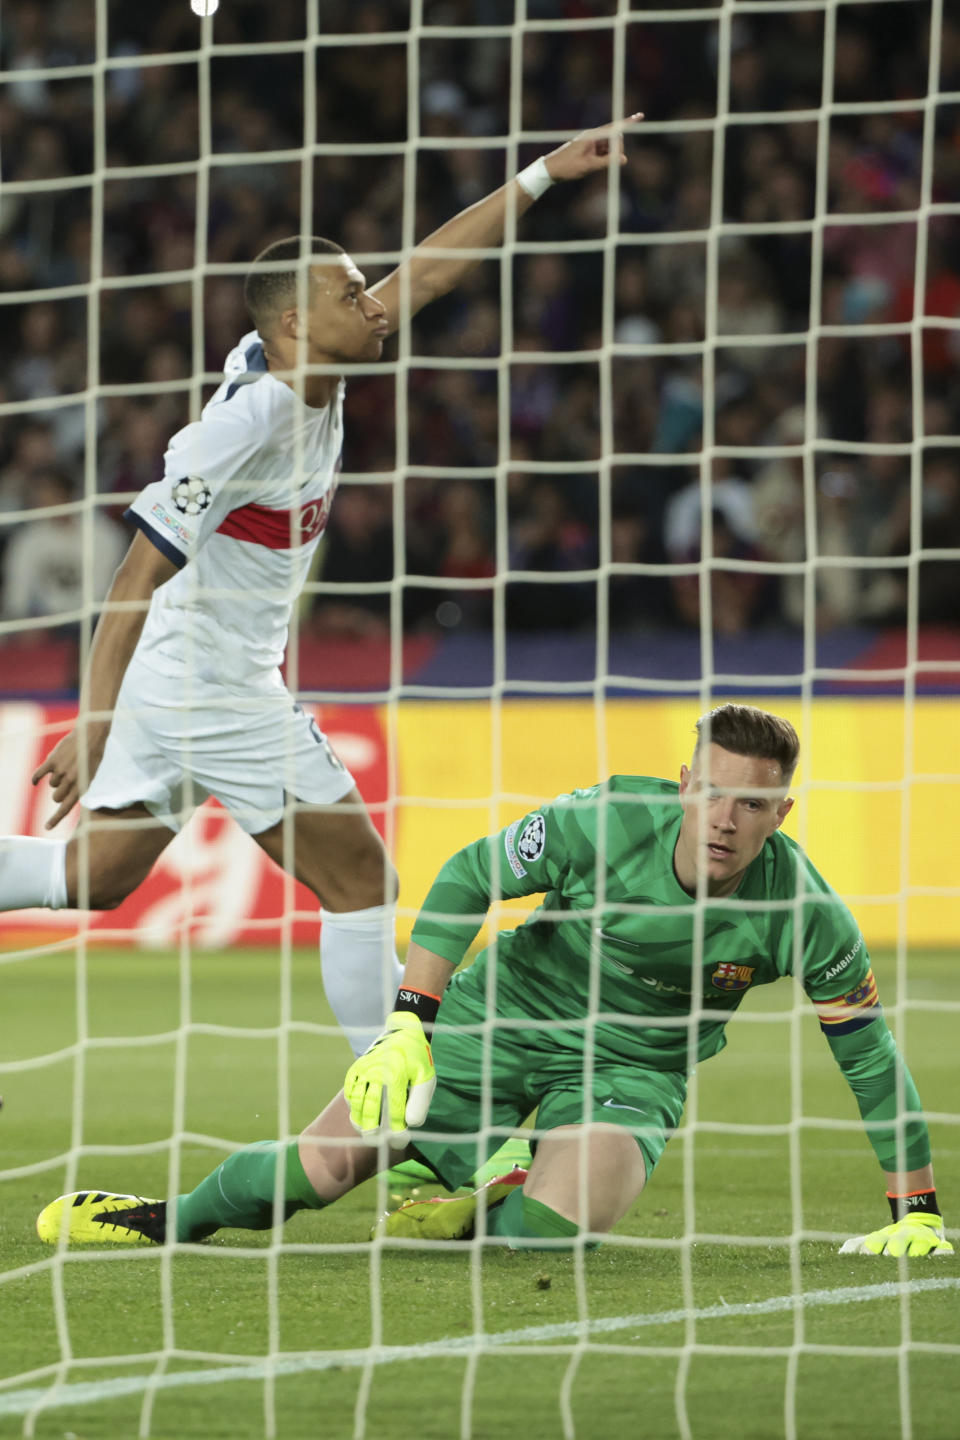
xmin=488 ymin=1189 xmax=581 ymax=1250
xmin=173 ymin=1140 xmax=323 ymax=1243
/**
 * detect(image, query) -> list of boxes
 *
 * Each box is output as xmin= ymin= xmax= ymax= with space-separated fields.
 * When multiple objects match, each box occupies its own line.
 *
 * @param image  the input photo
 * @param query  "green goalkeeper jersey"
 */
xmin=412 ymin=776 xmax=874 ymax=1072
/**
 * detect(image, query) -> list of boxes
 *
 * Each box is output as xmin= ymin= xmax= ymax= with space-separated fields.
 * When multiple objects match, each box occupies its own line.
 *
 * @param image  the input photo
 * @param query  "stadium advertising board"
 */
xmin=0 ymin=698 xmax=956 ymax=948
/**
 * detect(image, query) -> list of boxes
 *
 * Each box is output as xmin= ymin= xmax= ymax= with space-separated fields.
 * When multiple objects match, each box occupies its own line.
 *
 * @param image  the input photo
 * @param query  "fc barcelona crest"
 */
xmin=711 ymin=962 xmax=755 ymax=991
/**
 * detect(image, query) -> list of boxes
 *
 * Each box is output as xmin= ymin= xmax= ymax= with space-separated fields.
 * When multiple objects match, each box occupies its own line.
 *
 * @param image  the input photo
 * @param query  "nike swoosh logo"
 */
xmin=603 ymin=956 xmax=634 ymax=975
xmin=596 ymin=921 xmax=741 ymax=953
xmin=596 ymin=927 xmax=647 ymax=955
xmin=601 ymin=1100 xmax=647 ymax=1115
xmin=595 ymin=927 xmax=691 ymax=963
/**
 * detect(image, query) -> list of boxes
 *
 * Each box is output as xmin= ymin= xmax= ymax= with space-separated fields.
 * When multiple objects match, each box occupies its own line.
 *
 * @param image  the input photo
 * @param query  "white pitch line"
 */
xmin=0 ymin=1275 xmax=957 ymax=1420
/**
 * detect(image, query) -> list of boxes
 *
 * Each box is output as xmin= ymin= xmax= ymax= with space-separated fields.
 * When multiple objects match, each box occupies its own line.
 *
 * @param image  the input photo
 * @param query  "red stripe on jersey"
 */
xmin=217 ymin=492 xmax=335 ymax=549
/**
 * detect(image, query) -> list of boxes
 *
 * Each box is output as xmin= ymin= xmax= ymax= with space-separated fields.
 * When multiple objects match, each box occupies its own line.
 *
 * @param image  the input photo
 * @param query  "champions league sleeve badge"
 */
xmin=504 ymin=812 xmax=546 ymax=878
xmin=172 ymin=477 xmax=212 ymax=516
xmin=517 ymin=814 xmax=546 ymax=863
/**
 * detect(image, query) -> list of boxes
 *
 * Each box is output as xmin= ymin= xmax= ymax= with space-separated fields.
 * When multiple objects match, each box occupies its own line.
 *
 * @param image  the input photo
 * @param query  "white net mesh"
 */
xmin=1 ymin=1 xmax=959 ymax=1436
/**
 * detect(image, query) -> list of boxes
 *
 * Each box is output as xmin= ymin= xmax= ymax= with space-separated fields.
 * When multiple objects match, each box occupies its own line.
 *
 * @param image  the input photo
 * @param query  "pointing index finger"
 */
xmin=45 ymin=777 xmax=80 ymax=827
xmin=586 ymin=112 xmax=645 ymax=139
xmin=32 ymin=757 xmax=54 ymax=785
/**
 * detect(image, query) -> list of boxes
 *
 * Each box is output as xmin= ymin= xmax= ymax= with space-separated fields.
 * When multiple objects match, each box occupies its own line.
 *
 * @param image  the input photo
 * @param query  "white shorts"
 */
xmin=82 ymin=654 xmax=356 ymax=834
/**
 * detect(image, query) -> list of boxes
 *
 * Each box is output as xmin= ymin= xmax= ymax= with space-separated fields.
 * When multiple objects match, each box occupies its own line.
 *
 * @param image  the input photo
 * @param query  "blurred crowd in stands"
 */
xmin=0 ymin=0 xmax=958 ymax=647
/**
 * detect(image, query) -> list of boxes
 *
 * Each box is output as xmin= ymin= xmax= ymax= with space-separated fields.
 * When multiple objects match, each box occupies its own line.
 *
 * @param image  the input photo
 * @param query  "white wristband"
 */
xmin=516 ymin=156 xmax=555 ymax=200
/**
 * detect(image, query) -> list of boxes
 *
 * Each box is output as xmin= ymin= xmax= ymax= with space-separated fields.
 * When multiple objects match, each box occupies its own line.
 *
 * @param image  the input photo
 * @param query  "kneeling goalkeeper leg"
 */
xmin=382 ymin=1122 xmax=648 ymax=1249
xmin=488 ymin=1188 xmax=581 ymax=1248
xmin=38 ymin=1141 xmax=328 ymax=1246
xmin=171 ymin=1140 xmax=326 ymax=1241
xmin=489 ymin=1123 xmax=646 ymax=1249
xmin=379 ymin=1173 xmax=582 ymax=1248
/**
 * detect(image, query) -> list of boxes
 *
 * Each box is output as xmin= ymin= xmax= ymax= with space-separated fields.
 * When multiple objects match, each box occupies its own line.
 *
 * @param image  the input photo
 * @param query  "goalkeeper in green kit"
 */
xmin=38 ymin=704 xmax=951 ymax=1259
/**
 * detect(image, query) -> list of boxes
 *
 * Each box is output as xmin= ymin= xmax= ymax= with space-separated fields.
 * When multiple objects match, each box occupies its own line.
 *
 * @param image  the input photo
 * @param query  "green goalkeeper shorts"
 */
xmin=411 ymin=969 xmax=688 ymax=1192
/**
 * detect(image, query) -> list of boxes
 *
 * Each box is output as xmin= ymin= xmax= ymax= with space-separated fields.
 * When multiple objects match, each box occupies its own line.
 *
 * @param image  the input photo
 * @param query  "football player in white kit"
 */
xmin=0 ymin=116 xmax=640 ymax=1056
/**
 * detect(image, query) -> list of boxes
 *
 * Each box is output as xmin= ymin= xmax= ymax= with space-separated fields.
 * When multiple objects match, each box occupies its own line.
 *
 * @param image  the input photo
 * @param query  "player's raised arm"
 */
xmin=370 ymin=112 xmax=643 ymax=332
xmin=32 ymin=531 xmax=179 ymax=828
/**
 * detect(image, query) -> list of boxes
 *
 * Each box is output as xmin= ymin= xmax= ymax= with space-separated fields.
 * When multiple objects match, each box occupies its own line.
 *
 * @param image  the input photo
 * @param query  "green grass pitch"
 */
xmin=0 ymin=946 xmax=957 ymax=1439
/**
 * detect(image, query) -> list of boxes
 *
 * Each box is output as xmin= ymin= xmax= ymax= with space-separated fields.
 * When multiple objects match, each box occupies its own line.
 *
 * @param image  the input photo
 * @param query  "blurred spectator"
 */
xmin=507 ymin=478 xmax=597 ymax=630
xmin=15 ymin=303 xmax=61 ymax=400
xmin=891 ymin=225 xmax=960 ymax=378
xmin=608 ymin=491 xmax=672 ymax=629
xmin=0 ymin=421 xmax=59 ymax=516
xmin=715 ymin=255 xmax=784 ymax=371
xmin=0 ymin=0 xmax=956 ymax=648
xmin=916 ymin=457 xmax=960 ymax=624
xmin=98 ymin=403 xmax=168 ymax=504
xmin=665 ymin=468 xmax=769 ymax=634
xmin=517 ymin=253 xmax=578 ymax=351
xmin=423 ymin=480 xmax=496 ymax=632
xmin=752 ymin=435 xmax=807 ymax=628
xmin=435 ymin=482 xmax=495 ymax=582
xmin=1 ymin=469 xmax=127 ymax=624
xmin=754 ymin=404 xmax=913 ymax=627
xmin=884 ymin=455 xmax=960 ymax=625
xmin=615 ymin=257 xmax=660 ymax=347
xmin=511 ymin=331 xmax=562 ymax=439
xmin=664 ymin=471 xmax=759 ymax=562
xmin=312 ymin=484 xmax=393 ymax=638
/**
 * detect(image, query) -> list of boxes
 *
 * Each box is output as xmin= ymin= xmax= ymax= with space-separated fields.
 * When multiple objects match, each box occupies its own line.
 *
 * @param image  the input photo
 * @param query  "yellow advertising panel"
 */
xmin=393 ymin=697 xmax=959 ymax=948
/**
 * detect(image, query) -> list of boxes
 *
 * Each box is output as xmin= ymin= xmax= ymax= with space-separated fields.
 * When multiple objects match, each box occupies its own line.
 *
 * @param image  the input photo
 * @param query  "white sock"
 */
xmin=320 ymin=902 xmax=403 ymax=1056
xmin=0 ymin=837 xmax=68 ymax=911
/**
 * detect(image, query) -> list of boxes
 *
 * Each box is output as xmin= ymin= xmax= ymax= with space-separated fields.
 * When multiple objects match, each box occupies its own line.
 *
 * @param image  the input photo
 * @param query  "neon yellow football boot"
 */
xmin=470 ymin=1137 xmax=533 ymax=1188
xmin=386 ymin=1136 xmax=533 ymax=1196
xmin=37 ymin=1191 xmax=166 ymax=1246
xmin=373 ymin=1167 xmax=527 ymax=1241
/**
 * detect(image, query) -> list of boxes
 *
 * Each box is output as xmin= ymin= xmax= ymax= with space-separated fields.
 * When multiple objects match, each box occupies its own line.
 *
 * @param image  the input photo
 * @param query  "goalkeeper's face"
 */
xmin=300 ymin=255 xmax=389 ymax=362
xmin=675 ymin=744 xmax=794 ymax=897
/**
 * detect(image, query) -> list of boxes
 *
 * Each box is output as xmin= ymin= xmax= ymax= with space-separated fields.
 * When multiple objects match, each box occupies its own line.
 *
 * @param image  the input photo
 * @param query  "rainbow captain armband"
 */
xmin=813 ymin=968 xmax=881 ymax=1036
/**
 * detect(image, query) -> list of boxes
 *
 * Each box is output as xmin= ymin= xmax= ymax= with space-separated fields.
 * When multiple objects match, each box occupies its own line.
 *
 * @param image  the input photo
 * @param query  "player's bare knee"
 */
xmin=353 ymin=834 xmax=397 ymax=903
xmin=64 ymin=849 xmax=136 ymax=910
xmin=74 ymin=863 xmax=149 ymax=910
xmin=79 ymin=873 xmax=138 ymax=910
xmin=526 ymin=1124 xmax=646 ymax=1231
xmin=359 ymin=856 xmax=398 ymax=908
xmin=327 ymin=854 xmax=398 ymax=912
xmin=297 ymin=1130 xmax=373 ymax=1200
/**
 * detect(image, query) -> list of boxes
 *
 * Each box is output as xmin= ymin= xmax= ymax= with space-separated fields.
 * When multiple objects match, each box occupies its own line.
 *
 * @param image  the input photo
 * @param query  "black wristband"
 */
xmin=393 ymin=987 xmax=441 ymax=1031
xmin=887 ymin=1188 xmax=940 ymax=1223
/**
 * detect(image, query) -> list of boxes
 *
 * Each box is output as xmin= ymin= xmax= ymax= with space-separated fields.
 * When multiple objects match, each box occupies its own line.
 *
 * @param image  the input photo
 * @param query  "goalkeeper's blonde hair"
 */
xmin=694 ymin=704 xmax=800 ymax=783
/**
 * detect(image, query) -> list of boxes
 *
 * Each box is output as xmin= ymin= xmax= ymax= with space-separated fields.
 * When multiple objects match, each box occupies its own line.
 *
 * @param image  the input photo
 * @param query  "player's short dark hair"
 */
xmin=244 ymin=236 xmax=345 ymax=336
xmin=694 ymin=704 xmax=800 ymax=783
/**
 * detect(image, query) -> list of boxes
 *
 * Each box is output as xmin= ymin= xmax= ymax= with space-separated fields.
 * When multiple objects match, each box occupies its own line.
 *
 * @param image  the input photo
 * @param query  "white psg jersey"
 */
xmin=126 ymin=332 xmax=343 ymax=687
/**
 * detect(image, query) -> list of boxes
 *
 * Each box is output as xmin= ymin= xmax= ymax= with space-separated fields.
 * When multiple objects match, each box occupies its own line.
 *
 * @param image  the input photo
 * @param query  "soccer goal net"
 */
xmin=0 ymin=0 xmax=958 ymax=1436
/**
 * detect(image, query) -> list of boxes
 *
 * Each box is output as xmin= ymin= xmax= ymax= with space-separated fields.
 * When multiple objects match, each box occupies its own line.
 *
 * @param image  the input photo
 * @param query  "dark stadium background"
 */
xmin=0 ymin=0 xmax=958 ymax=697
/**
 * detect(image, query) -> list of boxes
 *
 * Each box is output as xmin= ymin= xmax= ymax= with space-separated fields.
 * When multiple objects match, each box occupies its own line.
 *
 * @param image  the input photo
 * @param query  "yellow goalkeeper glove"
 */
xmin=344 ymin=1011 xmax=436 ymax=1147
xmin=839 ymin=1213 xmax=954 ymax=1258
